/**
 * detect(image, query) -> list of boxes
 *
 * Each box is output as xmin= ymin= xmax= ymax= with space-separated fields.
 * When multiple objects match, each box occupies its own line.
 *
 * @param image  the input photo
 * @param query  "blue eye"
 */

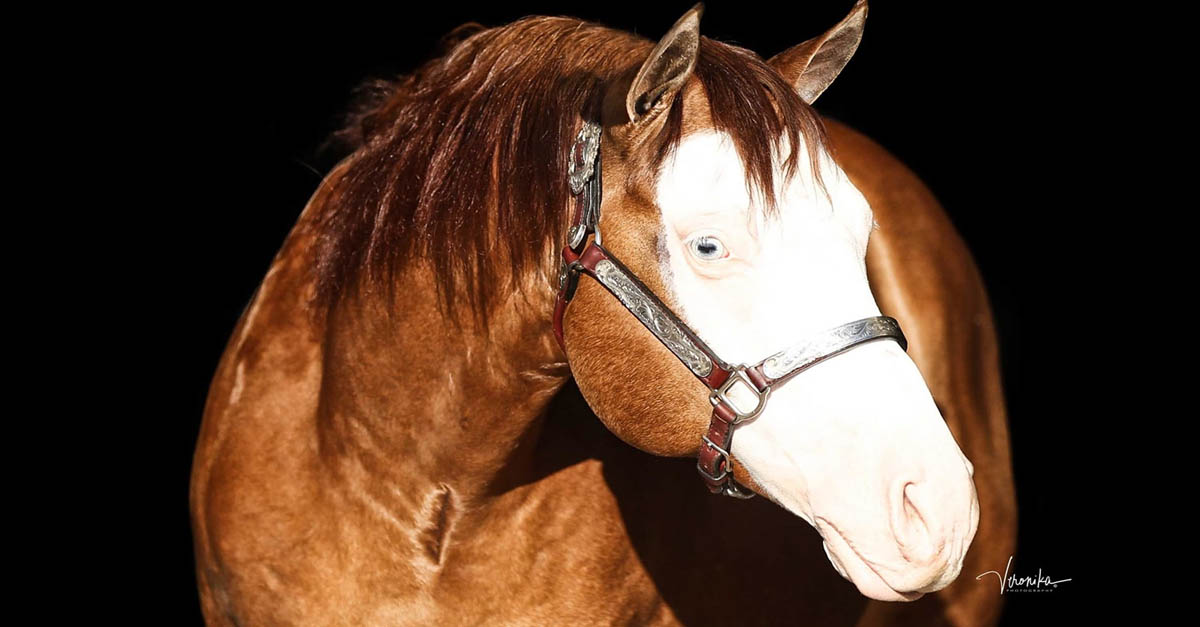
xmin=688 ymin=235 xmax=727 ymax=260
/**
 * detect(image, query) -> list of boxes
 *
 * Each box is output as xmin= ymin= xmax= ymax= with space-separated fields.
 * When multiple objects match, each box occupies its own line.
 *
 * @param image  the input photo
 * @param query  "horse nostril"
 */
xmin=892 ymin=481 xmax=939 ymax=566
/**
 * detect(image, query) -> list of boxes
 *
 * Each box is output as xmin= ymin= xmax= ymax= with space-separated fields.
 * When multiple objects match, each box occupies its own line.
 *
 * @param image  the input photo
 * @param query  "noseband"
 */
xmin=553 ymin=122 xmax=907 ymax=499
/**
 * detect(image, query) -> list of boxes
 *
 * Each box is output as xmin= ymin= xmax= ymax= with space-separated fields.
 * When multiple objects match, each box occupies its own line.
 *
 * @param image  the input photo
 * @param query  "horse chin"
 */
xmin=815 ymin=515 xmax=958 ymax=602
xmin=754 ymin=470 xmax=977 ymax=602
xmin=756 ymin=480 xmax=963 ymax=602
xmin=822 ymin=544 xmax=924 ymax=601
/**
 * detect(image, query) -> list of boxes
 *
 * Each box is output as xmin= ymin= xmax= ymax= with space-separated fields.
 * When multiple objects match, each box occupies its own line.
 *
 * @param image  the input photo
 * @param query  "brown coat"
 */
xmin=191 ymin=10 xmax=1015 ymax=626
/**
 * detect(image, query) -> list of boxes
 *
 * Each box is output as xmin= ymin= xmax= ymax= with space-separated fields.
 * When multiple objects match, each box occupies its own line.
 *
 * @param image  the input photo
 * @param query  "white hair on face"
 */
xmin=654 ymin=130 xmax=877 ymax=366
xmin=653 ymin=130 xmax=977 ymax=601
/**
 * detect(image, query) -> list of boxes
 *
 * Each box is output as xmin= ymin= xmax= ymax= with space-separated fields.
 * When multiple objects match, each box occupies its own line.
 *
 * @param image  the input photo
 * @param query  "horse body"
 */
xmin=190 ymin=154 xmax=668 ymax=624
xmin=191 ymin=8 xmax=1015 ymax=625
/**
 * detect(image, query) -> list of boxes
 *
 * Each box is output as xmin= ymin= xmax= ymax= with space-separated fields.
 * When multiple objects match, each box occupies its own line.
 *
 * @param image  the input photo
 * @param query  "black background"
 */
xmin=147 ymin=1 xmax=1111 ymax=622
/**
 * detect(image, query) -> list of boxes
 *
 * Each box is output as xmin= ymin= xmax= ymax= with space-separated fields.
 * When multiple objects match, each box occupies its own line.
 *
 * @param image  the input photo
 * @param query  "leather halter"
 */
xmin=553 ymin=121 xmax=908 ymax=498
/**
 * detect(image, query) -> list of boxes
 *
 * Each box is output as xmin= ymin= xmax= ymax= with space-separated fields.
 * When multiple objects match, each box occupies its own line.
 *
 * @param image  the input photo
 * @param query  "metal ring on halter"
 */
xmin=720 ymin=480 xmax=758 ymax=500
xmin=709 ymin=367 xmax=771 ymax=424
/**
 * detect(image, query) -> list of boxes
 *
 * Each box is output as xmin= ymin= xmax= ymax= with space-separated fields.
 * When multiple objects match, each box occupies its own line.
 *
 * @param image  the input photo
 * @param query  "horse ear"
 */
xmin=768 ymin=0 xmax=867 ymax=104
xmin=626 ymin=3 xmax=704 ymax=121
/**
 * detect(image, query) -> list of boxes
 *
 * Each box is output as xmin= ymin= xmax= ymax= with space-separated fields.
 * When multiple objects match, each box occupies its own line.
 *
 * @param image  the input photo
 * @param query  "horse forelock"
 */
xmin=310 ymin=16 xmax=830 ymax=324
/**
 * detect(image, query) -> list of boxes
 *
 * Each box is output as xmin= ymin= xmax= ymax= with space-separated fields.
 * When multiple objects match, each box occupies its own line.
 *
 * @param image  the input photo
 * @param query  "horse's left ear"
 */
xmin=769 ymin=0 xmax=867 ymax=104
xmin=626 ymin=3 xmax=704 ymax=121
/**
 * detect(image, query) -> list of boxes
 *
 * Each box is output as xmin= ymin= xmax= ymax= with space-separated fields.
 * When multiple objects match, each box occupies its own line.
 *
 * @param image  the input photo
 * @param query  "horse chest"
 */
xmin=412 ymin=460 xmax=676 ymax=625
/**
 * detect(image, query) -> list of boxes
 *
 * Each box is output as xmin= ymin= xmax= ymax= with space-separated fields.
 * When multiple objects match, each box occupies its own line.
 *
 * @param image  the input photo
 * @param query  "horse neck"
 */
xmin=316 ymin=261 xmax=570 ymax=508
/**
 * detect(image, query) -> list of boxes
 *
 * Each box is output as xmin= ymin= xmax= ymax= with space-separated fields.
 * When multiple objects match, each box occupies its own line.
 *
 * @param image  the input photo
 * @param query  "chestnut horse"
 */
xmin=191 ymin=3 xmax=1016 ymax=625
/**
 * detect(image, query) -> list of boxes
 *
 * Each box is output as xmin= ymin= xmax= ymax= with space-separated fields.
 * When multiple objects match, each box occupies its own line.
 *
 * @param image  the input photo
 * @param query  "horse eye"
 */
xmin=688 ymin=235 xmax=727 ymax=261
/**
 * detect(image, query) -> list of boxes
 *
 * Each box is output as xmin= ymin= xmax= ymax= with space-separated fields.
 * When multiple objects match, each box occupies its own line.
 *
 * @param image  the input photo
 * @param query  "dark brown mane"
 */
xmin=311 ymin=16 xmax=829 ymax=321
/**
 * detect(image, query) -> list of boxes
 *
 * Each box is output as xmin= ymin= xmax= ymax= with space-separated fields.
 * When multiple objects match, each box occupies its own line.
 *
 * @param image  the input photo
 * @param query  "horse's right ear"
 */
xmin=626 ymin=3 xmax=703 ymax=122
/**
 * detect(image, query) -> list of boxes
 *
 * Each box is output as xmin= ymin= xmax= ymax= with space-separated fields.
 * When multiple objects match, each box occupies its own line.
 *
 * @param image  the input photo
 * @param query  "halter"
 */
xmin=553 ymin=121 xmax=907 ymax=498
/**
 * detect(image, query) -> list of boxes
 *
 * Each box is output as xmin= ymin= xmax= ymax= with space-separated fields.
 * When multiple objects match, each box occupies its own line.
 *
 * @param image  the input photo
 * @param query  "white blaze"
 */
xmin=655 ymin=131 xmax=978 ymax=602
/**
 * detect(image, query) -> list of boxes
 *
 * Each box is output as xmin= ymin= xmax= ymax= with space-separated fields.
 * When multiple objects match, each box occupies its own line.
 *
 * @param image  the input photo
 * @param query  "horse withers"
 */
xmin=191 ymin=2 xmax=1016 ymax=624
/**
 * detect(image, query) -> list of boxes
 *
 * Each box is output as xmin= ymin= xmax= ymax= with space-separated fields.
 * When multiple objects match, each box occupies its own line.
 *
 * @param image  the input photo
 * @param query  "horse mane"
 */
xmin=311 ymin=16 xmax=830 ymax=322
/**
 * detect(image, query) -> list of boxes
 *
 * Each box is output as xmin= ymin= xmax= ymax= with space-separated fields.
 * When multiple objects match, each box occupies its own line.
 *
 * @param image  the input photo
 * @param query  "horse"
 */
xmin=190 ymin=2 xmax=1016 ymax=624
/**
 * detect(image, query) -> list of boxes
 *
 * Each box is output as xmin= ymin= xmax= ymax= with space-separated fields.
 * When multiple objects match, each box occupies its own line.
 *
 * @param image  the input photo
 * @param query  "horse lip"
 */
xmin=815 ymin=515 xmax=926 ymax=601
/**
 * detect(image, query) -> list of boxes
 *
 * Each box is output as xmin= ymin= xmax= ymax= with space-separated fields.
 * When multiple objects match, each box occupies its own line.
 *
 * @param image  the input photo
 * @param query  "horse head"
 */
xmin=558 ymin=2 xmax=979 ymax=601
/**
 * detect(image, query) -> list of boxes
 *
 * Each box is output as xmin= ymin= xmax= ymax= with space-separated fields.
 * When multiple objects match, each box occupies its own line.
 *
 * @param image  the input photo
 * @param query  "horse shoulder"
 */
xmin=190 ymin=160 xmax=351 ymax=623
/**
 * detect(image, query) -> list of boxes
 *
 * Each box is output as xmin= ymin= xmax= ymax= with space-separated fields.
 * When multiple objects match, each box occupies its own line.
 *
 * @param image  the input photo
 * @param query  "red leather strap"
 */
xmin=697 ymin=402 xmax=738 ymax=493
xmin=553 ymin=168 xmax=591 ymax=352
xmin=552 ymin=246 xmax=581 ymax=352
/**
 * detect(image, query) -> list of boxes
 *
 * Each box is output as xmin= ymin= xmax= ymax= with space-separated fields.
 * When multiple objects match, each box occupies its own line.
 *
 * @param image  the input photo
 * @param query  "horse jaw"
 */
xmin=655 ymin=130 xmax=979 ymax=601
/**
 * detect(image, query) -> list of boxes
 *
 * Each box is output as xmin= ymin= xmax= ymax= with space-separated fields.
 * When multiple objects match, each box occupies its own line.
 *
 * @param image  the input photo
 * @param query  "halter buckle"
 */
xmin=710 ymin=367 xmax=771 ymax=424
xmin=697 ymin=435 xmax=730 ymax=482
xmin=696 ymin=436 xmax=757 ymax=499
xmin=558 ymin=259 xmax=583 ymax=299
